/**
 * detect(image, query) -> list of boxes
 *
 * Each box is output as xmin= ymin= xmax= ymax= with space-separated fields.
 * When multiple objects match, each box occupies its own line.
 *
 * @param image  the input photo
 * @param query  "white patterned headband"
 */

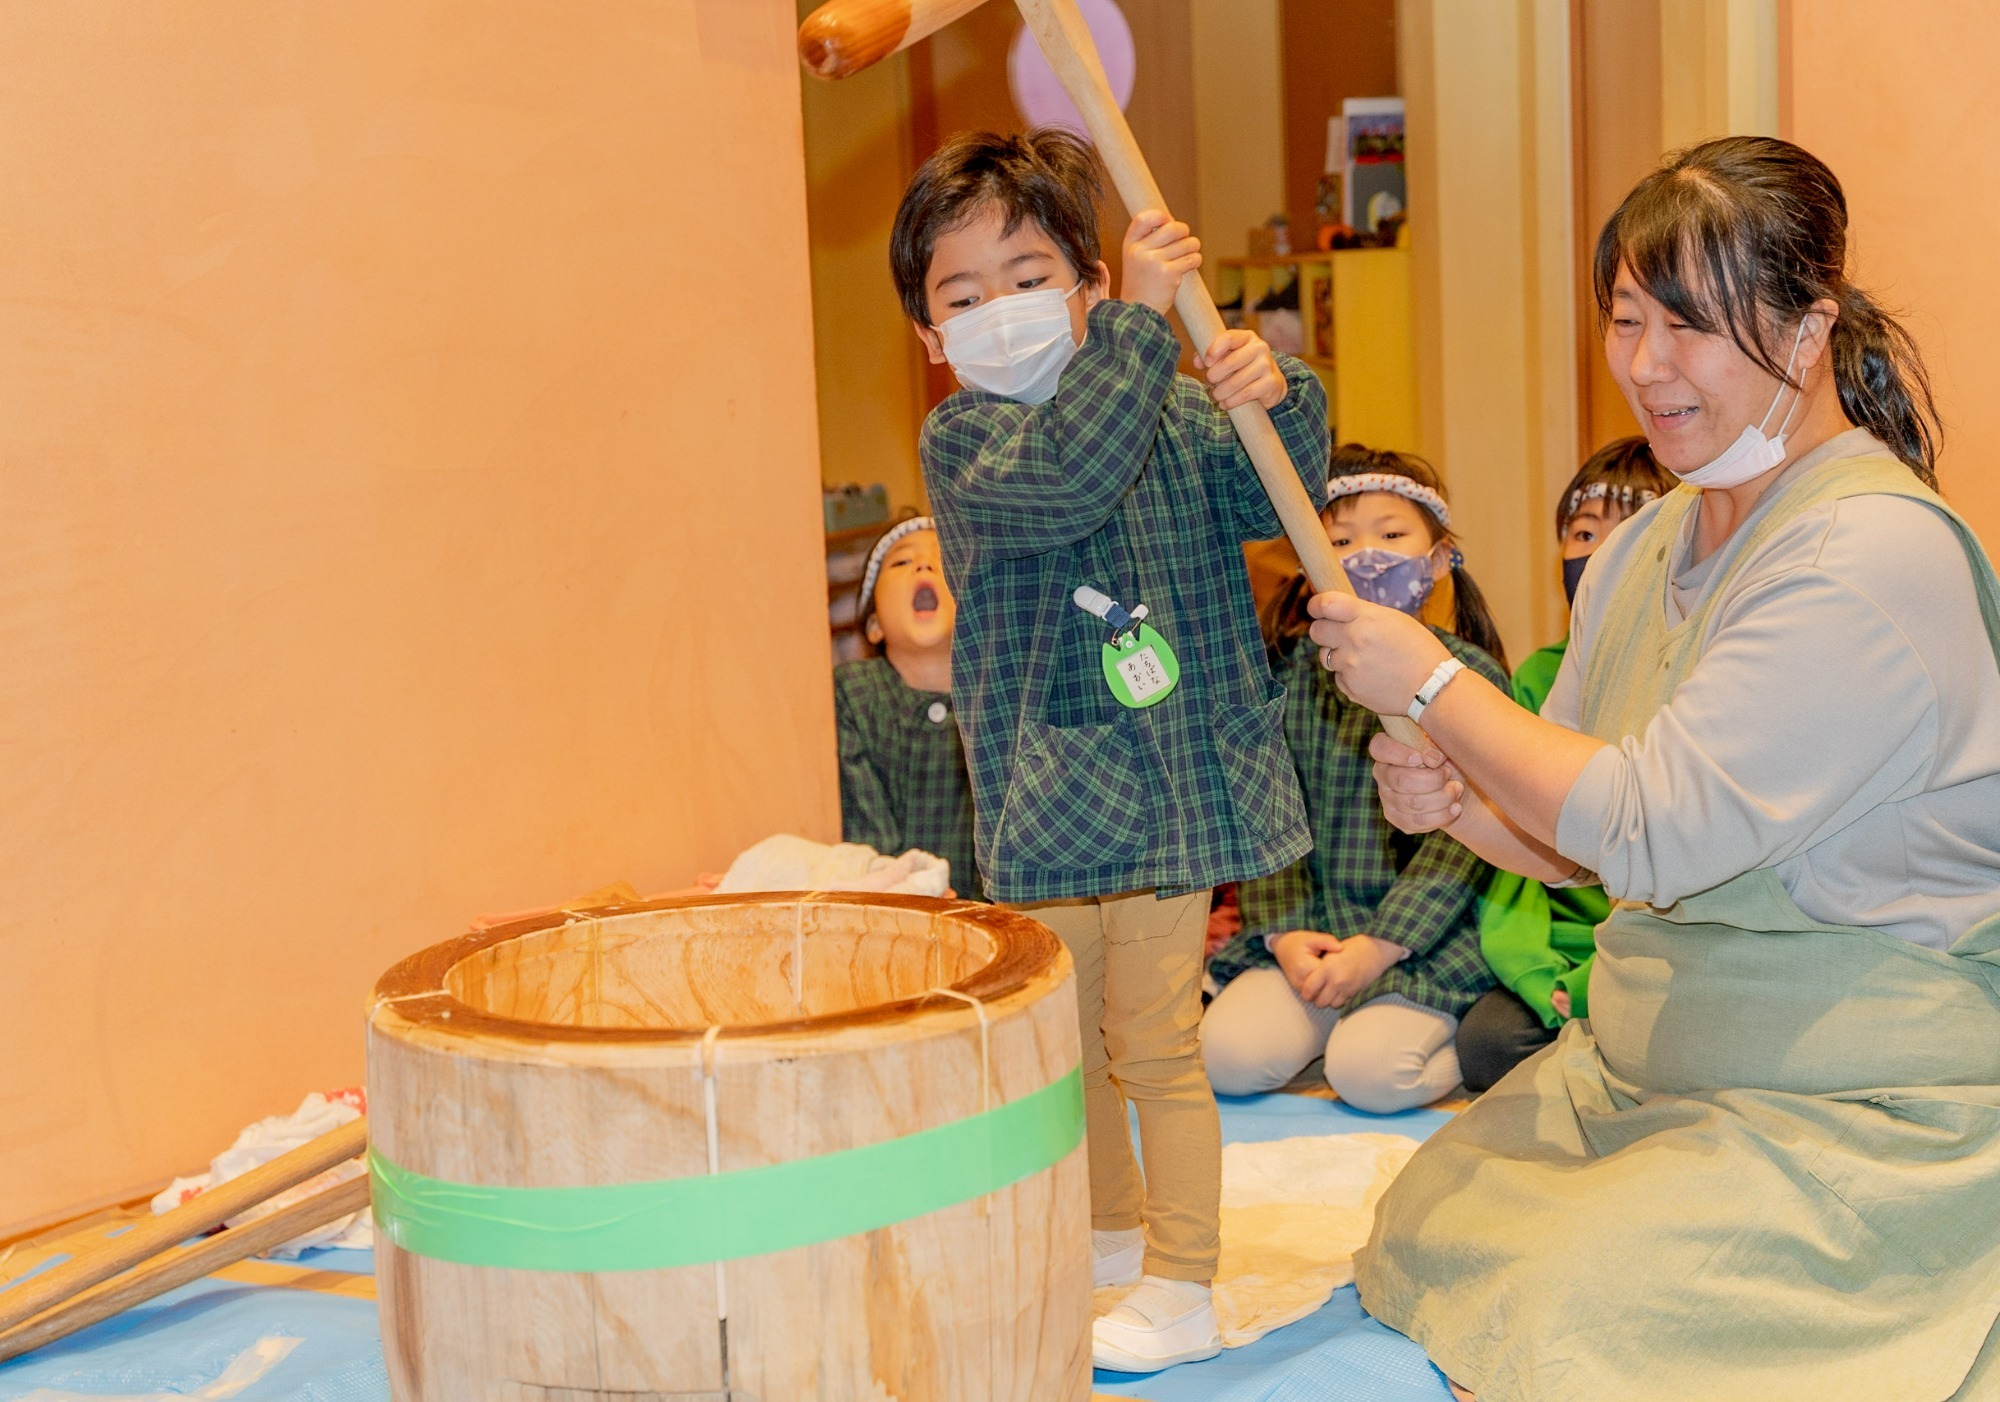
xmin=859 ymin=516 xmax=937 ymax=610
xmin=1562 ymin=481 xmax=1660 ymax=526
xmin=1327 ymin=472 xmax=1450 ymax=531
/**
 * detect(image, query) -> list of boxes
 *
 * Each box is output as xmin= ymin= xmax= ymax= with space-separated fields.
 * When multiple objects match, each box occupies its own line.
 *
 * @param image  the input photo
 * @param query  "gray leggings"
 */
xmin=1200 ymin=968 xmax=1461 ymax=1113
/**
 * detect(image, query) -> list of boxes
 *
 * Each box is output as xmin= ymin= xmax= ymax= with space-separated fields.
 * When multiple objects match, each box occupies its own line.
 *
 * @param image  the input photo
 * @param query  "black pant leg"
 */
xmin=1456 ymin=986 xmax=1558 ymax=1093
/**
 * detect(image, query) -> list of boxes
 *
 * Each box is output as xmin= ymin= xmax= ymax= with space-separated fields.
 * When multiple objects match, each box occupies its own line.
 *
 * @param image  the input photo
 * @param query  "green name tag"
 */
xmin=1102 ymin=623 xmax=1180 ymax=708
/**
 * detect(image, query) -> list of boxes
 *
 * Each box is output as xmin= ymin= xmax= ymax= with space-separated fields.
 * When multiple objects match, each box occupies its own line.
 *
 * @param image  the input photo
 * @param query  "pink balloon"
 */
xmin=1007 ymin=0 xmax=1136 ymax=137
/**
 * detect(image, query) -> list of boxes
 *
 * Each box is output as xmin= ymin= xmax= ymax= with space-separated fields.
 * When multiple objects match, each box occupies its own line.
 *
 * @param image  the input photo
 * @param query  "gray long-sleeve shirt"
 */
xmin=1547 ymin=430 xmax=2000 ymax=950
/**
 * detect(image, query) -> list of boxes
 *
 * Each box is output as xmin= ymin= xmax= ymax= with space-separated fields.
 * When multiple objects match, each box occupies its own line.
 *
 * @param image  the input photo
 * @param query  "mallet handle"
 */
xmin=1012 ymin=0 xmax=1428 ymax=747
xmin=0 ymin=1115 xmax=367 ymax=1335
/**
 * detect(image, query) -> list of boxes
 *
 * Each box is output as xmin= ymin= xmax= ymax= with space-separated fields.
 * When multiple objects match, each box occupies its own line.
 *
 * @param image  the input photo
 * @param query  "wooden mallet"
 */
xmin=799 ymin=0 xmax=1430 ymax=747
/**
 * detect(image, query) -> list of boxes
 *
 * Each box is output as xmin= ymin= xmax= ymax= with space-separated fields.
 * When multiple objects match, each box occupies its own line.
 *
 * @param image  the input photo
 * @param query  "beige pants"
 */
xmin=1201 ymin=970 xmax=1461 ymax=1113
xmin=1016 ymin=888 xmax=1219 ymax=1282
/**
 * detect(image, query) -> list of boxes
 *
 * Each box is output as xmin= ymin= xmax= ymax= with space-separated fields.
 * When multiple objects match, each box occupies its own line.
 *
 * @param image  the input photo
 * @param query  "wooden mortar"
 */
xmin=366 ymin=892 xmax=1089 ymax=1401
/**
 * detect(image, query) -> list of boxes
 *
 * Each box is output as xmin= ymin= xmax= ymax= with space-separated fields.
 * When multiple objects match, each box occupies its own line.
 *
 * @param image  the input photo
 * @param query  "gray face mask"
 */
xmin=1342 ymin=547 xmax=1438 ymax=616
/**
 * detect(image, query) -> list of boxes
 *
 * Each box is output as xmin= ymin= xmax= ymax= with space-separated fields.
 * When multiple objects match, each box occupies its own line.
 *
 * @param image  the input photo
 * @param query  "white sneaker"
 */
xmin=1091 ymin=1276 xmax=1223 ymax=1372
xmin=1092 ymin=1227 xmax=1144 ymax=1289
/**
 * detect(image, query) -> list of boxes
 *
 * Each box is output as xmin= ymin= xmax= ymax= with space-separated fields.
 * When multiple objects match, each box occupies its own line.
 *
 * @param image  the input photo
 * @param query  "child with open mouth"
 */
xmin=832 ymin=516 xmax=979 ymax=898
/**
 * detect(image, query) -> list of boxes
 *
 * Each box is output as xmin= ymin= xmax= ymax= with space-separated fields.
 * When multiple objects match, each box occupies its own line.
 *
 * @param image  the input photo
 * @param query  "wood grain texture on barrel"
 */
xmin=368 ymin=893 xmax=1089 ymax=1401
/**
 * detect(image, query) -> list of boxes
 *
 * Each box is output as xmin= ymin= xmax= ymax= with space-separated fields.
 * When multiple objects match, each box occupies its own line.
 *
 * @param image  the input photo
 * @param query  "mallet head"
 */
xmin=798 ymin=0 xmax=996 ymax=80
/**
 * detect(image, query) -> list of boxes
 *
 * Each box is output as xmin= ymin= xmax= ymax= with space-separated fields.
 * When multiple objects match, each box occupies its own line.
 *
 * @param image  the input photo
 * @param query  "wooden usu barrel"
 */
xmin=365 ymin=892 xmax=1090 ymax=1401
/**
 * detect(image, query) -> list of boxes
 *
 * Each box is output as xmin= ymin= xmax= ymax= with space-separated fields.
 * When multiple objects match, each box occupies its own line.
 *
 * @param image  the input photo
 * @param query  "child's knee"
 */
xmin=1322 ymin=1056 xmax=1426 ymax=1113
xmin=1196 ymin=1011 xmax=1287 ymax=1096
xmin=1322 ymin=1036 xmax=1442 ymax=1114
xmin=1104 ymin=1015 xmax=1203 ymax=1091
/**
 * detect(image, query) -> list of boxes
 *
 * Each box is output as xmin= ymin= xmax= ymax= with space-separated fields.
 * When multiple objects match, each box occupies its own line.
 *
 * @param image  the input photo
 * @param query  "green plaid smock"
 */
xmin=922 ymin=300 xmax=1330 ymax=903
xmin=1208 ymin=631 xmax=1507 ymax=1017
xmin=833 ymin=656 xmax=981 ymax=899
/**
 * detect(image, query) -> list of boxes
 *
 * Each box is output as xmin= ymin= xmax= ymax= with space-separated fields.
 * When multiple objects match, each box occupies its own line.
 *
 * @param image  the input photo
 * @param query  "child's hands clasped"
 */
xmin=1272 ymin=930 xmax=1410 ymax=1009
xmin=1195 ymin=328 xmax=1288 ymax=411
xmin=1120 ymin=210 xmax=1201 ymax=313
xmin=1273 ymin=929 xmax=1341 ymax=995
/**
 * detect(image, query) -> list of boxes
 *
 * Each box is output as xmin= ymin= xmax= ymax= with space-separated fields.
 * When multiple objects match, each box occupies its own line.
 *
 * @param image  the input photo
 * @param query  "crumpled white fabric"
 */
xmin=714 ymin=834 xmax=951 ymax=897
xmin=150 ymin=1090 xmax=369 ymax=1258
xmin=1093 ymin=1130 xmax=1422 ymax=1348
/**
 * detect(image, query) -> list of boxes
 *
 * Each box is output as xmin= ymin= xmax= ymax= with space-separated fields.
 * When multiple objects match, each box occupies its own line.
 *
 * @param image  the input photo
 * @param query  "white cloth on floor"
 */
xmin=714 ymin=833 xmax=950 ymax=897
xmin=1092 ymin=1130 xmax=1422 ymax=1348
xmin=150 ymin=1089 xmax=370 ymax=1258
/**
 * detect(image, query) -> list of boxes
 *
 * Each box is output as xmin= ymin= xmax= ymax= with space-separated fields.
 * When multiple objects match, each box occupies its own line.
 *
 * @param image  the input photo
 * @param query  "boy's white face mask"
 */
xmin=937 ymin=282 xmax=1084 ymax=404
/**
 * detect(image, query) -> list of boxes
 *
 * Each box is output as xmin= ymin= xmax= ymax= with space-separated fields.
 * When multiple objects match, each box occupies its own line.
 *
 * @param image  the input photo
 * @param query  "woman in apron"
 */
xmin=1307 ymin=135 xmax=2000 ymax=1401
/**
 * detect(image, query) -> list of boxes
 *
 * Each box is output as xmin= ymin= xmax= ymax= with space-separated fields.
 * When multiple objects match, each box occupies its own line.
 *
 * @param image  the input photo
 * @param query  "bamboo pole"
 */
xmin=0 ymin=1173 xmax=370 ymax=1363
xmin=0 ymin=1116 xmax=367 ymax=1335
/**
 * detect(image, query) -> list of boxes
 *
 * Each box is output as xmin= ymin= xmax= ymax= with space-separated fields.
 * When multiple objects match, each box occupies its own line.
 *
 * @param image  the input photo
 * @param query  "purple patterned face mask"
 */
xmin=1342 ymin=547 xmax=1439 ymax=616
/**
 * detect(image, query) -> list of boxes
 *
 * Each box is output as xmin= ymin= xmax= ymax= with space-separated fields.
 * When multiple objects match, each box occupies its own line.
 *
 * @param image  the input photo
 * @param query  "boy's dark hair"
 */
xmin=1557 ymin=435 xmax=1678 ymax=536
xmin=1260 ymin=443 xmax=1509 ymax=674
xmin=891 ymin=129 xmax=1106 ymax=327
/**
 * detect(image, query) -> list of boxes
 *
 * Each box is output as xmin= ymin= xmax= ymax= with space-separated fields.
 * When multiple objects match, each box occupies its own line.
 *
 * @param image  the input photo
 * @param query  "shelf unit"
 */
xmin=1216 ymin=251 xmax=1337 ymax=377
xmin=1215 ymin=246 xmax=1417 ymax=454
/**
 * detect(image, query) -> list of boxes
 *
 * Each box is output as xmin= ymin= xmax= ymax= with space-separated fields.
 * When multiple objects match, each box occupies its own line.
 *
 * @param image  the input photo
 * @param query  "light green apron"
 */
xmin=1354 ymin=455 xmax=2000 ymax=1401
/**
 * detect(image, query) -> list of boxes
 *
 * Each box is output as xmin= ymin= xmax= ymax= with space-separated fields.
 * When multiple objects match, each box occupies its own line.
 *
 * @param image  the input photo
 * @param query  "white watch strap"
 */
xmin=1407 ymin=657 xmax=1467 ymax=724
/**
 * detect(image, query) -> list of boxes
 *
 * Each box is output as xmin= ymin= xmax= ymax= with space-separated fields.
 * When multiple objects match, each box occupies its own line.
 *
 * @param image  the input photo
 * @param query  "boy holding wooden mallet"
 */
xmin=891 ymin=128 xmax=1329 ymax=1370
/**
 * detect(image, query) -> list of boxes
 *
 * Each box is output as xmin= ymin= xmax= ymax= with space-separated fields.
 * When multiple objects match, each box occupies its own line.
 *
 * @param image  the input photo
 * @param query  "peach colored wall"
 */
xmin=1788 ymin=3 xmax=2000 ymax=547
xmin=1574 ymin=0 xmax=1659 ymax=455
xmin=797 ymin=9 xmax=928 ymax=511
xmin=0 ymin=0 xmax=838 ymax=1234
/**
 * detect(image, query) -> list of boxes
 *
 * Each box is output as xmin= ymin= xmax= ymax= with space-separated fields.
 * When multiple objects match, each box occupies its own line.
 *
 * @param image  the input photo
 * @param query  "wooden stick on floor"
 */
xmin=0 ymin=1172 xmax=370 ymax=1363
xmin=0 ymin=1116 xmax=368 ymax=1337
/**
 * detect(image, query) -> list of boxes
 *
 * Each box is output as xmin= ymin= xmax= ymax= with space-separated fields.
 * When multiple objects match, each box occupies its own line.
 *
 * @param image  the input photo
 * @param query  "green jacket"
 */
xmin=1476 ymin=637 xmax=1611 ymax=1025
xmin=921 ymin=300 xmax=1330 ymax=902
xmin=1208 ymin=631 xmax=1506 ymax=1018
xmin=833 ymin=657 xmax=980 ymax=899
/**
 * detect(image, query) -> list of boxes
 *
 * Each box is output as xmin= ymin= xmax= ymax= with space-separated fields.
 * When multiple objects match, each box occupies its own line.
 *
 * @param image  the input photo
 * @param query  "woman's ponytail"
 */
xmin=1831 ymin=285 xmax=1942 ymax=488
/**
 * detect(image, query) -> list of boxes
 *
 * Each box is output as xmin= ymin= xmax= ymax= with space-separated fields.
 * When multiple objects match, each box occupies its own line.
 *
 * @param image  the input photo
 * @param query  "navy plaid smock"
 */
xmin=1208 ymin=631 xmax=1506 ymax=1017
xmin=833 ymin=656 xmax=980 ymax=899
xmin=921 ymin=299 xmax=1330 ymax=903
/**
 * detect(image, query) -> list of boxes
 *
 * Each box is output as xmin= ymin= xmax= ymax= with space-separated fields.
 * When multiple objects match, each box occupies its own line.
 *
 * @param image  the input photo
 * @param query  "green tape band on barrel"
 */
xmin=370 ymin=1063 xmax=1083 ymax=1272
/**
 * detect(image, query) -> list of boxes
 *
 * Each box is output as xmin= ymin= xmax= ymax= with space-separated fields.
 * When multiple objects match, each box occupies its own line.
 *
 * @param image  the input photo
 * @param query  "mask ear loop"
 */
xmin=1758 ymin=318 xmax=1812 ymax=443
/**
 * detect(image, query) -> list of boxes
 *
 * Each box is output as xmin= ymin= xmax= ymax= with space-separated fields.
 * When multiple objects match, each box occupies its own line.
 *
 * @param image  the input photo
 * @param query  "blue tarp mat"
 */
xmin=1 ymin=1094 xmax=1449 ymax=1401
xmin=0 ymin=1272 xmax=387 ymax=1401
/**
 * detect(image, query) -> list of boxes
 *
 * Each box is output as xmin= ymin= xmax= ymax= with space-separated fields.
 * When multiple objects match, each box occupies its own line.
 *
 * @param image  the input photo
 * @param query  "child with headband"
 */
xmin=833 ymin=516 xmax=978 ymax=897
xmin=1455 ymin=436 xmax=1675 ymax=1090
xmin=1202 ymin=445 xmax=1507 ymax=1111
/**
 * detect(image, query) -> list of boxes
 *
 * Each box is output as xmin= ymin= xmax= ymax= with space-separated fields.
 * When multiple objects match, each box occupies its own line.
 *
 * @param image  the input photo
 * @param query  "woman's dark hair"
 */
xmin=1557 ymin=435 xmax=1678 ymax=536
xmin=1593 ymin=136 xmax=1941 ymax=485
xmin=1260 ymin=443 xmax=1509 ymax=673
xmin=891 ymin=129 xmax=1105 ymax=327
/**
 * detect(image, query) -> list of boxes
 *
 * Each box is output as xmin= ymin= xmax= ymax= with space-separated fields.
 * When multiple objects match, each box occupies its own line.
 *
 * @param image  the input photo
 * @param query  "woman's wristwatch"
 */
xmin=1406 ymin=657 xmax=1467 ymax=724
